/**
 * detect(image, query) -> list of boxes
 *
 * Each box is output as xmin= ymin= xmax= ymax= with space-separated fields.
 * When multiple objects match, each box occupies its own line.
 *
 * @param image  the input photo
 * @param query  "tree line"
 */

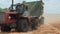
xmin=0 ymin=8 xmax=9 ymax=12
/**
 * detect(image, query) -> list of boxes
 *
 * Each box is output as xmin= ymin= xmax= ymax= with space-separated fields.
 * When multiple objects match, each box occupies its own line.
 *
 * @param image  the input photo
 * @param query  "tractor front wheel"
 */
xmin=1 ymin=25 xmax=11 ymax=32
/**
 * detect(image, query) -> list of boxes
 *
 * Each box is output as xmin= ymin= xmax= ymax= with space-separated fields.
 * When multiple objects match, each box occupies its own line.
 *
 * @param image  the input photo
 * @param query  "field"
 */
xmin=0 ymin=14 xmax=60 ymax=34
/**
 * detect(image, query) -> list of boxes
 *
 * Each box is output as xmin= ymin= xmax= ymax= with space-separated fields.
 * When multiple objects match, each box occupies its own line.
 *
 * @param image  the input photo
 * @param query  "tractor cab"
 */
xmin=9 ymin=3 xmax=28 ymax=13
xmin=7 ymin=3 xmax=28 ymax=24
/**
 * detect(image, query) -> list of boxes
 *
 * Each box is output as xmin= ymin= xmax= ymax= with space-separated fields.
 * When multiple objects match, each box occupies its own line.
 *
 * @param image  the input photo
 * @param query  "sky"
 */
xmin=43 ymin=0 xmax=60 ymax=14
xmin=0 ymin=0 xmax=60 ymax=14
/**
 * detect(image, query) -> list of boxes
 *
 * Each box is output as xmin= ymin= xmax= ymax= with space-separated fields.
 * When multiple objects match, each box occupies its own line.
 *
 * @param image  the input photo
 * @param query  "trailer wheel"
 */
xmin=31 ymin=18 xmax=39 ymax=30
xmin=39 ymin=17 xmax=44 ymax=25
xmin=16 ymin=19 xmax=28 ymax=32
xmin=1 ymin=25 xmax=11 ymax=32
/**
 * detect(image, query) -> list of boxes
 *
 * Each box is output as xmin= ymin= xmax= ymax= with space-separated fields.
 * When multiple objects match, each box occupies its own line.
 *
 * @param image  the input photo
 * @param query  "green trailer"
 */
xmin=24 ymin=1 xmax=44 ymax=17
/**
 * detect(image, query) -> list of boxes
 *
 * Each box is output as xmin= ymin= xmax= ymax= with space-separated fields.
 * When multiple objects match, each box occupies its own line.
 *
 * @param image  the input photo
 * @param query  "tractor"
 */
xmin=0 ymin=0 xmax=44 ymax=32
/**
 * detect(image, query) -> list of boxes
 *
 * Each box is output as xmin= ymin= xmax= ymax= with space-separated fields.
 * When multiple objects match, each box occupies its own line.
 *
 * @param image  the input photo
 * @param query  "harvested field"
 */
xmin=0 ymin=14 xmax=60 ymax=34
xmin=45 ymin=14 xmax=60 ymax=29
xmin=0 ymin=24 xmax=60 ymax=34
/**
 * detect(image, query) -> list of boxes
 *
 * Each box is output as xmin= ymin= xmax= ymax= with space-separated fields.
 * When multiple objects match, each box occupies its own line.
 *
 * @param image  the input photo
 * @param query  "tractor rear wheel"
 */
xmin=16 ymin=19 xmax=28 ymax=32
xmin=31 ymin=18 xmax=39 ymax=30
xmin=1 ymin=25 xmax=11 ymax=32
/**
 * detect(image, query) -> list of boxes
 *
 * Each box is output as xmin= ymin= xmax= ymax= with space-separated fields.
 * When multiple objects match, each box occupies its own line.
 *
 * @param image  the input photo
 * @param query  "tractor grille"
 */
xmin=0 ymin=12 xmax=5 ymax=24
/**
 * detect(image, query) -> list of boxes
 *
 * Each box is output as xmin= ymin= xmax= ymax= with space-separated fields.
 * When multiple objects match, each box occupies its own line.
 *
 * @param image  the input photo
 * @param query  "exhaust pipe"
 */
xmin=12 ymin=0 xmax=14 ymax=9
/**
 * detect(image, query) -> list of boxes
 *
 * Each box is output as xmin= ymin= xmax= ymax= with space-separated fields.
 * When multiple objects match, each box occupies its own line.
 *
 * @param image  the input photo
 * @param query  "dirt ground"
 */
xmin=0 ymin=14 xmax=60 ymax=34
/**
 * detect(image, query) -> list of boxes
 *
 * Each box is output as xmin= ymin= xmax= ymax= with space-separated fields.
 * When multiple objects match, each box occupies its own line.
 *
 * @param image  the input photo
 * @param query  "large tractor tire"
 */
xmin=1 ymin=25 xmax=11 ymax=32
xmin=16 ymin=19 xmax=28 ymax=32
xmin=31 ymin=18 xmax=39 ymax=30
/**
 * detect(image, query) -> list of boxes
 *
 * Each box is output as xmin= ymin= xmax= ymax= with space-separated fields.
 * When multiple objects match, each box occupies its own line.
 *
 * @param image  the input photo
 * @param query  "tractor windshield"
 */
xmin=13 ymin=6 xmax=16 ymax=10
xmin=9 ymin=5 xmax=16 ymax=11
